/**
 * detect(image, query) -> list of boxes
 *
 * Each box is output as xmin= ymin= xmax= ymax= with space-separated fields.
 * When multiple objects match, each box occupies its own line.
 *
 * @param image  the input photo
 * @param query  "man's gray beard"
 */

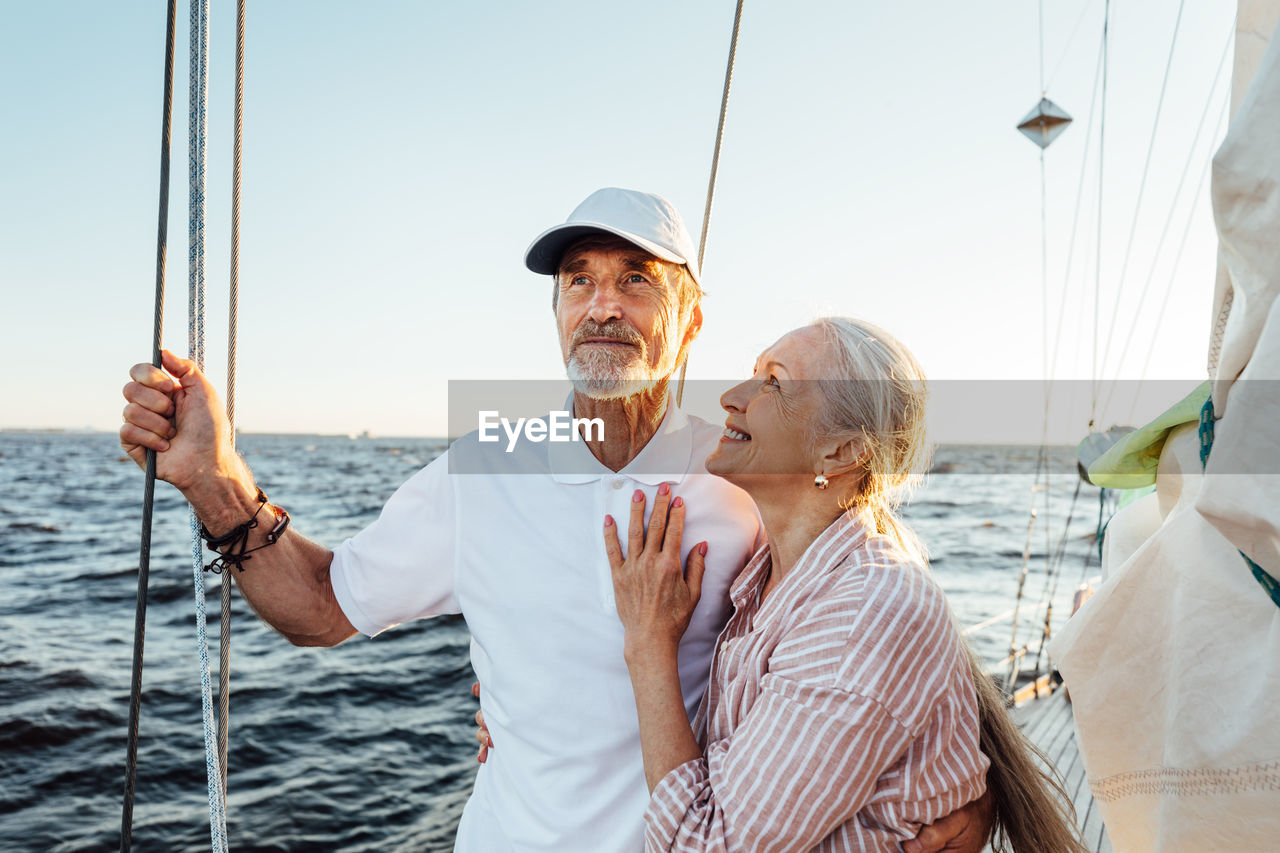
xmin=567 ymin=348 xmax=659 ymax=400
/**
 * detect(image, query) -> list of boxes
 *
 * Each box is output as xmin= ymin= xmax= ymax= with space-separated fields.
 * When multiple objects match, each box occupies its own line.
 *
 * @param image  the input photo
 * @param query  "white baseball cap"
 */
xmin=524 ymin=187 xmax=701 ymax=287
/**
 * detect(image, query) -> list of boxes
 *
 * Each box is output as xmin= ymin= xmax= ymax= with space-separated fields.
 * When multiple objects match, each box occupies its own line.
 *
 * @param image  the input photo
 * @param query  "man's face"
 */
xmin=554 ymin=236 xmax=700 ymax=400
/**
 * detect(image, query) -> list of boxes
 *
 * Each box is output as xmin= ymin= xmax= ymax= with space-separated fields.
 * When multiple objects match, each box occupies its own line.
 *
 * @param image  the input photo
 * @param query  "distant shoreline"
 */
xmin=0 ymin=428 xmax=1073 ymax=448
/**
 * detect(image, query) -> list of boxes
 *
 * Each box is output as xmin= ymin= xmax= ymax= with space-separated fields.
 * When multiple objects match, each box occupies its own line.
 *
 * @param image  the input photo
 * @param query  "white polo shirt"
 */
xmin=329 ymin=402 xmax=763 ymax=853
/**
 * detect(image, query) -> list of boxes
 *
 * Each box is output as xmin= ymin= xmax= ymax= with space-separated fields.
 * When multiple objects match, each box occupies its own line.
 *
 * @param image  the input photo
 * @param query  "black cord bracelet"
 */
xmin=200 ymin=488 xmax=268 ymax=545
xmin=199 ymin=488 xmax=291 ymax=574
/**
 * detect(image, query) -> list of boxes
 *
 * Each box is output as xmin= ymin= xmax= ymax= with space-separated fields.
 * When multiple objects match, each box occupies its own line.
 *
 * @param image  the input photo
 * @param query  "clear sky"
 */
xmin=0 ymin=0 xmax=1238 ymax=442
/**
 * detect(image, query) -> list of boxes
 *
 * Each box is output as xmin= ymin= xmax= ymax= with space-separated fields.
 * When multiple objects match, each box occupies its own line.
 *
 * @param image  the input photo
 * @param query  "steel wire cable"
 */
xmin=1005 ymin=503 xmax=1040 ymax=689
xmin=1015 ymin=0 xmax=1053 ymax=691
xmin=1048 ymin=30 xmax=1105 ymax=389
xmin=1031 ymin=477 xmax=1084 ymax=675
xmin=120 ymin=2 xmax=178 ymax=850
xmin=1096 ymin=0 xmax=1187 ymax=386
xmin=1128 ymin=106 xmax=1224 ymax=421
xmin=676 ymin=0 xmax=745 ymax=407
xmin=1100 ymin=23 xmax=1234 ymax=421
xmin=1045 ymin=0 xmax=1101 ymax=94
xmin=1091 ymin=0 xmax=1110 ymax=423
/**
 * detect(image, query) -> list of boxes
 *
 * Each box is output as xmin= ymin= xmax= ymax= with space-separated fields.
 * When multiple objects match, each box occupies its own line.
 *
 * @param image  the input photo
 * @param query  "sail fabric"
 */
xmin=1050 ymin=15 xmax=1280 ymax=852
xmin=1208 ymin=0 xmax=1280 ymax=405
xmin=1230 ymin=1 xmax=1280 ymax=117
xmin=1199 ymin=8 xmax=1280 ymax=577
xmin=1050 ymin=442 xmax=1280 ymax=850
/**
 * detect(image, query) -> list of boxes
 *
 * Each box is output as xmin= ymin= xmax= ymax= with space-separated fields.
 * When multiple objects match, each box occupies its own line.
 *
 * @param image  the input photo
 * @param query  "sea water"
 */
xmin=0 ymin=432 xmax=1099 ymax=851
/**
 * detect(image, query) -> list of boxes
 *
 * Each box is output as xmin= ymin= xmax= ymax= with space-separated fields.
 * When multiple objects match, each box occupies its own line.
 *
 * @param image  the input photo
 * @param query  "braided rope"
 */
xmin=217 ymin=0 xmax=246 ymax=799
xmin=1208 ymin=287 xmax=1233 ymax=378
xmin=1030 ymin=477 xmax=1086 ymax=675
xmin=1004 ymin=502 xmax=1038 ymax=690
xmin=187 ymin=0 xmax=229 ymax=848
xmin=676 ymin=0 xmax=745 ymax=407
xmin=120 ymin=2 xmax=178 ymax=850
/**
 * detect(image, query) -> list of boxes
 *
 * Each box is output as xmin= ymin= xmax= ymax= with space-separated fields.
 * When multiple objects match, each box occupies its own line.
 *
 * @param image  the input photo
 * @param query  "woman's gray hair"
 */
xmin=808 ymin=316 xmax=932 ymax=561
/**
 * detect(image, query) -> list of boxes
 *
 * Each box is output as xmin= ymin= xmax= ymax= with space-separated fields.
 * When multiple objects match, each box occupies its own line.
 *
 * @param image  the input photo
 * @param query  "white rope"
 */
xmin=1034 ymin=0 xmax=1052 ymax=695
xmin=1129 ymin=95 xmax=1229 ymax=419
xmin=961 ymin=607 xmax=1018 ymax=638
xmin=1048 ymin=31 xmax=1105 ymax=385
xmin=1005 ymin=508 xmax=1038 ymax=689
xmin=217 ymin=0 xmax=247 ymax=799
xmin=1045 ymin=0 xmax=1100 ymax=93
xmin=1096 ymin=0 xmax=1187 ymax=385
xmin=187 ymin=0 xmax=229 ymax=848
xmin=1038 ymin=0 xmax=1046 ymax=95
xmin=1104 ymin=23 xmax=1234 ymax=420
xmin=1091 ymin=0 xmax=1110 ymax=425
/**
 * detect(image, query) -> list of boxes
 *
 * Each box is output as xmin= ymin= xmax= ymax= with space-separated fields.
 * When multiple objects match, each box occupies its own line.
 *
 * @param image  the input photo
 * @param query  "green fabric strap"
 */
xmin=1199 ymin=397 xmax=1280 ymax=610
xmin=1084 ymin=381 xmax=1210 ymax=489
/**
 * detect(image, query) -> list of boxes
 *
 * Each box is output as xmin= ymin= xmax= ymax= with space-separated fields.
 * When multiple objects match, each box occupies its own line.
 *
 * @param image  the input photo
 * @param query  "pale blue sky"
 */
xmin=0 ymin=0 xmax=1237 ymax=441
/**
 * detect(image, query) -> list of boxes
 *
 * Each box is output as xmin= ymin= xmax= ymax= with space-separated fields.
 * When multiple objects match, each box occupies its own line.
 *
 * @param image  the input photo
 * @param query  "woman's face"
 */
xmin=705 ymin=326 xmax=836 ymax=488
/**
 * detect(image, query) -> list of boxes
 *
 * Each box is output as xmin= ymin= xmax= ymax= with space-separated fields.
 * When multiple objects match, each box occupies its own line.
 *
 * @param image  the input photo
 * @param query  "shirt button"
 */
xmin=612 ymin=479 xmax=625 ymax=490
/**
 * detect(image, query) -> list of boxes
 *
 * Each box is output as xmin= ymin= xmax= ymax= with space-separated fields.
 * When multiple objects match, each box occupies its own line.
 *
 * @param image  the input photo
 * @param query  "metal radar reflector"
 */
xmin=1016 ymin=98 xmax=1073 ymax=149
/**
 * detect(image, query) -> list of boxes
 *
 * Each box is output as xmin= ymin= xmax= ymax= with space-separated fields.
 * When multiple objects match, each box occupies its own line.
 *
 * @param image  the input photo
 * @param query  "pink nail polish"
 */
xmin=698 ymin=542 xmax=708 ymax=556
xmin=633 ymin=489 xmax=644 ymax=502
xmin=672 ymin=496 xmax=683 ymax=508
xmin=658 ymin=482 xmax=670 ymax=496
xmin=604 ymin=515 xmax=614 ymax=527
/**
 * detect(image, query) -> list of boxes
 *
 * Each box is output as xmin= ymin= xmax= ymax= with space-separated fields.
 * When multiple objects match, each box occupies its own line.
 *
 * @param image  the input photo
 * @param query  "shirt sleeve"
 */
xmin=644 ymin=673 xmax=914 ymax=853
xmin=329 ymin=451 xmax=459 ymax=636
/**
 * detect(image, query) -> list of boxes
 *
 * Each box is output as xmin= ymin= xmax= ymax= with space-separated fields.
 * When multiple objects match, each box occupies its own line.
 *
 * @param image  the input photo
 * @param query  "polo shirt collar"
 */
xmin=548 ymin=391 xmax=693 ymax=486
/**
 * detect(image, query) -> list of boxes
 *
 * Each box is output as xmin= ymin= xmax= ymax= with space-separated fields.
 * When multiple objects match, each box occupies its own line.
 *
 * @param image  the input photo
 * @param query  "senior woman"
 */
xmin=607 ymin=318 xmax=1084 ymax=852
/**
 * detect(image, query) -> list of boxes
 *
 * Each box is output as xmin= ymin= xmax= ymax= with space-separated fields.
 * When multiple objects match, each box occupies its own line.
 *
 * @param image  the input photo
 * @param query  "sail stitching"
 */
xmin=1090 ymin=759 xmax=1280 ymax=801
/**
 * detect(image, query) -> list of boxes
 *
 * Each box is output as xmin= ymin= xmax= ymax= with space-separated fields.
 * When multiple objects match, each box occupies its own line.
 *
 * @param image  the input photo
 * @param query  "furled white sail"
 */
xmin=1049 ymin=8 xmax=1280 ymax=851
xmin=1201 ymin=0 xmax=1280 ymax=587
xmin=1209 ymin=0 xmax=1280 ymax=405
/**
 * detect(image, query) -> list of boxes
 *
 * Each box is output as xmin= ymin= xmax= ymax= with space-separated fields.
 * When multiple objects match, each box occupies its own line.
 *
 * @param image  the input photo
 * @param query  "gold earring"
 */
xmin=814 ymin=474 xmax=829 ymax=490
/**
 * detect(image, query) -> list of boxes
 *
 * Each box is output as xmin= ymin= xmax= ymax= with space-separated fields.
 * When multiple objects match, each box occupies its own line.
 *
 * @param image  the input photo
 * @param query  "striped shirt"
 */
xmin=644 ymin=510 xmax=988 ymax=852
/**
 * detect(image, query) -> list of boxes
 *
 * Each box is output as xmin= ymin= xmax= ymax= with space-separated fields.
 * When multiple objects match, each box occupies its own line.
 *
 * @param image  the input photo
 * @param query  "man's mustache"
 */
xmin=571 ymin=320 xmax=644 ymax=350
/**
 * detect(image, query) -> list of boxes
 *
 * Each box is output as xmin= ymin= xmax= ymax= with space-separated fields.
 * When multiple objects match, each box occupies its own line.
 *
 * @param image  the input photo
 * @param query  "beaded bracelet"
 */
xmin=199 ymin=488 xmax=291 ymax=574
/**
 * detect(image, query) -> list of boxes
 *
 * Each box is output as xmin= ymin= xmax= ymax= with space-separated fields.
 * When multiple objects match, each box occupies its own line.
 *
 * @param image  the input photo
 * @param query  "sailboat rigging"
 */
xmin=108 ymin=1 xmax=1278 ymax=850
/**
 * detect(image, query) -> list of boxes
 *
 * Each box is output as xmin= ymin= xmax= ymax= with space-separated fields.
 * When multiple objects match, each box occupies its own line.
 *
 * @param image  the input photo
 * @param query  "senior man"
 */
xmin=120 ymin=188 xmax=990 ymax=852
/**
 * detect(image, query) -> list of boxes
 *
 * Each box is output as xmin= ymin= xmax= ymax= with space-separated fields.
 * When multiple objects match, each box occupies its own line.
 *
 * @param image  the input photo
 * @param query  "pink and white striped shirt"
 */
xmin=644 ymin=510 xmax=988 ymax=852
